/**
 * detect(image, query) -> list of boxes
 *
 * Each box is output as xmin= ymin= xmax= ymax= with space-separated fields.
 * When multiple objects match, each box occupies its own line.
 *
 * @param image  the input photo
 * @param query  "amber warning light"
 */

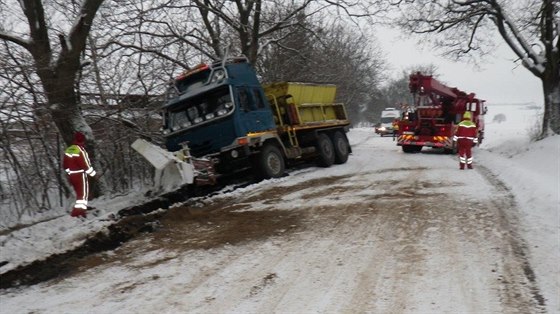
xmin=176 ymin=63 xmax=210 ymax=80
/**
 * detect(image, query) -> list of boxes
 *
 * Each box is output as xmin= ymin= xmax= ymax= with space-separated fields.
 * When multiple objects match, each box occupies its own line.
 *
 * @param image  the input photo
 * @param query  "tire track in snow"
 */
xmin=477 ymin=165 xmax=547 ymax=313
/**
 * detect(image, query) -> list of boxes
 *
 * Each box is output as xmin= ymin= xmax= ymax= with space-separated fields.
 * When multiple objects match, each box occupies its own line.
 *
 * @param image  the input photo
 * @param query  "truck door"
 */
xmin=236 ymin=86 xmax=275 ymax=134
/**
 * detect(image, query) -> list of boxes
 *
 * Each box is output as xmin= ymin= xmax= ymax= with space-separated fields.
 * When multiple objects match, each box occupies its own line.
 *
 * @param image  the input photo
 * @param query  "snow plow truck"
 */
xmin=397 ymin=72 xmax=487 ymax=153
xmin=132 ymin=56 xmax=352 ymax=191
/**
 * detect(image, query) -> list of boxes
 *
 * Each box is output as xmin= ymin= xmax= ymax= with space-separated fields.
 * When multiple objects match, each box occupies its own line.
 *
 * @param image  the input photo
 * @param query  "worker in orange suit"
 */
xmin=63 ymin=132 xmax=96 ymax=218
xmin=453 ymin=111 xmax=478 ymax=170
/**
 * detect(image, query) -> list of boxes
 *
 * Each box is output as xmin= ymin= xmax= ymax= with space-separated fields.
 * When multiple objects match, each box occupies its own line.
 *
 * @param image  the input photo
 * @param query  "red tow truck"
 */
xmin=397 ymin=73 xmax=487 ymax=153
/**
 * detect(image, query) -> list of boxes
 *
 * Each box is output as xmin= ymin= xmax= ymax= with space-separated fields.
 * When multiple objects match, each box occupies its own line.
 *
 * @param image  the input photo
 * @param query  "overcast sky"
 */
xmin=376 ymin=27 xmax=543 ymax=106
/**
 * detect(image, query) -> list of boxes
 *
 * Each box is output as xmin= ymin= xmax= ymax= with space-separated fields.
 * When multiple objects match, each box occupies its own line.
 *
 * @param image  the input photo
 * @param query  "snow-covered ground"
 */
xmin=0 ymin=102 xmax=558 ymax=313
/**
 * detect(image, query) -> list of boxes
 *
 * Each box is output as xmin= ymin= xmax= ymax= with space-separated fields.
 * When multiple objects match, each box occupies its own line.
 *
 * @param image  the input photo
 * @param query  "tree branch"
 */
xmin=0 ymin=32 xmax=31 ymax=50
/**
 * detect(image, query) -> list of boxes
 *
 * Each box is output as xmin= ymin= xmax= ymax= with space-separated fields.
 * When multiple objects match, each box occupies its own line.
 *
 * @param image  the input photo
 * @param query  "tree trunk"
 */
xmin=541 ymin=78 xmax=560 ymax=137
xmin=540 ymin=27 xmax=560 ymax=138
xmin=537 ymin=0 xmax=559 ymax=138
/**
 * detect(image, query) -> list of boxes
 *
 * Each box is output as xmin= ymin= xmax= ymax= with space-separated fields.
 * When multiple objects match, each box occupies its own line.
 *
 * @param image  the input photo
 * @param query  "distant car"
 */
xmin=375 ymin=108 xmax=401 ymax=136
xmin=374 ymin=124 xmax=395 ymax=136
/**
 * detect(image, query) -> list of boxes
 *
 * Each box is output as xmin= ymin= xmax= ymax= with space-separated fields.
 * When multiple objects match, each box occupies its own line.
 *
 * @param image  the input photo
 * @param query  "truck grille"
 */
xmin=189 ymin=141 xmax=214 ymax=157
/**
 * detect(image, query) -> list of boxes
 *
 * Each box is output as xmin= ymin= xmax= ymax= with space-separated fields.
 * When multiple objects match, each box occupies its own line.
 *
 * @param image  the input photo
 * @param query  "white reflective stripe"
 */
xmin=74 ymin=203 xmax=87 ymax=209
xmin=452 ymin=135 xmax=458 ymax=141
xmin=459 ymin=124 xmax=477 ymax=128
xmin=473 ymin=137 xmax=479 ymax=143
xmin=467 ymin=157 xmax=473 ymax=164
xmin=76 ymin=198 xmax=88 ymax=209
xmin=73 ymin=173 xmax=89 ymax=208
xmin=65 ymin=169 xmax=85 ymax=174
xmin=85 ymin=167 xmax=96 ymax=176
xmin=82 ymin=173 xmax=88 ymax=204
xmin=65 ymin=153 xmax=80 ymax=157
xmin=78 ymin=146 xmax=94 ymax=170
xmin=455 ymin=136 xmax=477 ymax=140
xmin=459 ymin=156 xmax=466 ymax=162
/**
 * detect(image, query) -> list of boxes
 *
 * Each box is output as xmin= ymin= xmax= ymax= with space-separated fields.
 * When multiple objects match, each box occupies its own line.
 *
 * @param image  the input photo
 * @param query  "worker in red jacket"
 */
xmin=453 ymin=111 xmax=478 ymax=170
xmin=63 ymin=132 xmax=96 ymax=218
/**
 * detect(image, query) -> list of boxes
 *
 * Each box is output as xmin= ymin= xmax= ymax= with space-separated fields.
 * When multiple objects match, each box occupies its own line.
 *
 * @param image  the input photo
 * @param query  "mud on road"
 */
xmin=36 ymin=167 xmax=546 ymax=312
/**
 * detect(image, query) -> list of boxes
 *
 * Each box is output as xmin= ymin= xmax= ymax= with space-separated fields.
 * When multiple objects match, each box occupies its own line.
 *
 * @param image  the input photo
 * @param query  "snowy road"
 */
xmin=0 ymin=129 xmax=546 ymax=313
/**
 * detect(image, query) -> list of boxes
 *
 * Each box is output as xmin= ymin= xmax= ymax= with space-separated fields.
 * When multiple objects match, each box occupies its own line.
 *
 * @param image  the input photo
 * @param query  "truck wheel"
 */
xmin=316 ymin=133 xmax=335 ymax=167
xmin=402 ymin=145 xmax=421 ymax=153
xmin=444 ymin=144 xmax=457 ymax=154
xmin=331 ymin=131 xmax=349 ymax=164
xmin=257 ymin=144 xmax=285 ymax=179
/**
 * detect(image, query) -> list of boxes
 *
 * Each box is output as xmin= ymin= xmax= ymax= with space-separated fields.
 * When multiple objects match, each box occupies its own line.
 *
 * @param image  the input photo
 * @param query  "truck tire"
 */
xmin=444 ymin=143 xmax=457 ymax=154
xmin=316 ymin=133 xmax=335 ymax=167
xmin=402 ymin=145 xmax=422 ymax=153
xmin=331 ymin=131 xmax=349 ymax=164
xmin=257 ymin=144 xmax=285 ymax=179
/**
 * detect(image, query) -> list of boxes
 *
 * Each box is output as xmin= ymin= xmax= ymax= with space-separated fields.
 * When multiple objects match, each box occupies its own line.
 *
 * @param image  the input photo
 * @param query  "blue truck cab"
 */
xmin=162 ymin=57 xmax=276 ymax=169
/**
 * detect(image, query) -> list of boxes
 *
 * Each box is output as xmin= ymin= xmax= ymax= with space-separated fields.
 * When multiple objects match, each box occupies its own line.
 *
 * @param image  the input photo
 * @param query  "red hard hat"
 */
xmin=73 ymin=132 xmax=86 ymax=145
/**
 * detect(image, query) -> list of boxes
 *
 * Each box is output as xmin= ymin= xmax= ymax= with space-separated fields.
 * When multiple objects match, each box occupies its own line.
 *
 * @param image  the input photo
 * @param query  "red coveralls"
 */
xmin=453 ymin=112 xmax=478 ymax=170
xmin=63 ymin=132 xmax=96 ymax=217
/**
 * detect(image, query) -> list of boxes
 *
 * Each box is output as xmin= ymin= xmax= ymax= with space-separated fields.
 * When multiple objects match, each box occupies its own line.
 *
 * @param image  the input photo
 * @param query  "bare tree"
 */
xmin=379 ymin=64 xmax=439 ymax=114
xmin=0 ymin=41 xmax=73 ymax=220
xmin=393 ymin=0 xmax=559 ymax=138
xmin=191 ymin=0 xmax=389 ymax=63
xmin=100 ymin=0 xmax=388 ymax=66
xmin=0 ymin=0 xmax=107 ymax=196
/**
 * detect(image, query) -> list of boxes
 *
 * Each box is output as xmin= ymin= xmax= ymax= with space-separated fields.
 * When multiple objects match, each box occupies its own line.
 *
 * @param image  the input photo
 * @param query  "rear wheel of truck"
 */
xmin=257 ymin=144 xmax=285 ymax=179
xmin=402 ymin=145 xmax=422 ymax=153
xmin=331 ymin=131 xmax=349 ymax=164
xmin=444 ymin=144 xmax=457 ymax=154
xmin=316 ymin=133 xmax=335 ymax=167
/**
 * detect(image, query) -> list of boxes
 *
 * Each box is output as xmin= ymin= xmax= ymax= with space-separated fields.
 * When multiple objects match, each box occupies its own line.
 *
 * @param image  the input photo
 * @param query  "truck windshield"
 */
xmin=175 ymin=69 xmax=210 ymax=94
xmin=381 ymin=117 xmax=395 ymax=123
xmin=167 ymin=86 xmax=234 ymax=132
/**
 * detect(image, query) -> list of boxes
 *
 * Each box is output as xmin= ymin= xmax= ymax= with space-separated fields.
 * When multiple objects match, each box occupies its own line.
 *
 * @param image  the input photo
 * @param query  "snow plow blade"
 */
xmin=131 ymin=138 xmax=195 ymax=192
